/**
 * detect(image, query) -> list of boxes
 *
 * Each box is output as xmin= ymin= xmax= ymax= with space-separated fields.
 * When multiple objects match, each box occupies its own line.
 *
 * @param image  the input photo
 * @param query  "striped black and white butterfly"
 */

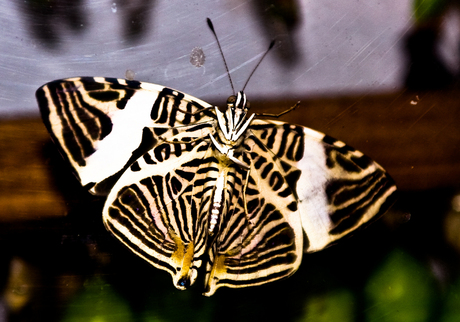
xmin=36 ymin=20 xmax=397 ymax=296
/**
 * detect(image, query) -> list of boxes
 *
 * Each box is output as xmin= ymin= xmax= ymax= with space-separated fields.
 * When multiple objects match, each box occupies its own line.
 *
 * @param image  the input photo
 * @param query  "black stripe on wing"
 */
xmin=37 ymin=77 xmax=217 ymax=194
xmin=103 ymin=140 xmax=215 ymax=289
xmin=322 ymin=135 xmax=397 ymax=235
xmin=249 ymin=119 xmax=397 ymax=251
xmin=36 ymin=79 xmax=112 ymax=167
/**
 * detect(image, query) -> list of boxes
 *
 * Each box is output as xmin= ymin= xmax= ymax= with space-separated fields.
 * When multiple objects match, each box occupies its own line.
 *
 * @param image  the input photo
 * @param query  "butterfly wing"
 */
xmin=248 ymin=119 xmax=397 ymax=253
xmin=102 ymin=134 xmax=219 ymax=290
xmin=203 ymin=133 xmax=304 ymax=296
xmin=36 ymin=77 xmax=215 ymax=195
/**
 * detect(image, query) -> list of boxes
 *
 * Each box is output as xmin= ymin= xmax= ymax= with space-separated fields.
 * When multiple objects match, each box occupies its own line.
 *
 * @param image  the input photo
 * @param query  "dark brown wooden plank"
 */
xmin=0 ymin=117 xmax=67 ymax=221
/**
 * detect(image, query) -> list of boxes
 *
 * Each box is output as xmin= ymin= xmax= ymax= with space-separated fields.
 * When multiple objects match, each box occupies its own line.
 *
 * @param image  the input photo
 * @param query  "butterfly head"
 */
xmin=226 ymin=91 xmax=250 ymax=129
xmin=214 ymin=91 xmax=254 ymax=143
xmin=227 ymin=91 xmax=250 ymax=112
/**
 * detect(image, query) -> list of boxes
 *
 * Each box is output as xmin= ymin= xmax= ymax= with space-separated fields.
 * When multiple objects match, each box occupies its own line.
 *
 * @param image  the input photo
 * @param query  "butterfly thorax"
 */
xmin=210 ymin=91 xmax=254 ymax=169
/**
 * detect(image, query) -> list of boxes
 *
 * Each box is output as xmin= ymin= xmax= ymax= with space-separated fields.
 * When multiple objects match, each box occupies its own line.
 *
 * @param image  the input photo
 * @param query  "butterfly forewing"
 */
xmin=36 ymin=77 xmax=215 ymax=195
xmin=249 ymin=119 xmax=397 ymax=252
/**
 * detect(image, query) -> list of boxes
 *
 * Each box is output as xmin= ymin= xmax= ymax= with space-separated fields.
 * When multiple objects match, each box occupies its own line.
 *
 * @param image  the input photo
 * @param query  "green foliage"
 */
xmin=439 ymin=275 xmax=460 ymax=322
xmin=364 ymin=249 xmax=437 ymax=322
xmin=413 ymin=0 xmax=449 ymax=22
xmin=141 ymin=288 xmax=215 ymax=322
xmin=296 ymin=289 xmax=356 ymax=322
xmin=61 ymin=276 xmax=134 ymax=322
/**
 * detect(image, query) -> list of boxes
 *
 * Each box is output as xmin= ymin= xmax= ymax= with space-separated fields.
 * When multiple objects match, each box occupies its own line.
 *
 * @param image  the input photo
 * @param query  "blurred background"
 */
xmin=1 ymin=0 xmax=460 ymax=321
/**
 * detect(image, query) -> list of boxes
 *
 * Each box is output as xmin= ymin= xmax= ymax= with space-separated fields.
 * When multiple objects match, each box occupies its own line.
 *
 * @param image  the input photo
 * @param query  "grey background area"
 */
xmin=0 ymin=0 xmax=457 ymax=117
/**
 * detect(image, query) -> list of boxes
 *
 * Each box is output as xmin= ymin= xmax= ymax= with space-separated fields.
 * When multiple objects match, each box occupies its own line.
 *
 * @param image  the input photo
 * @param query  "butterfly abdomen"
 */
xmin=208 ymin=171 xmax=225 ymax=236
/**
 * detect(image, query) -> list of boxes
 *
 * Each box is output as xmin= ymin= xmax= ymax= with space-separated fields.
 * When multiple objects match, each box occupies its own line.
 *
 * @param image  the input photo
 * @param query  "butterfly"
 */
xmin=36 ymin=20 xmax=397 ymax=296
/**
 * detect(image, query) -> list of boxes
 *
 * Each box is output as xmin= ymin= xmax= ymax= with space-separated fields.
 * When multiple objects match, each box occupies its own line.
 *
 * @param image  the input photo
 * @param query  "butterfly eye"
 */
xmin=227 ymin=95 xmax=236 ymax=105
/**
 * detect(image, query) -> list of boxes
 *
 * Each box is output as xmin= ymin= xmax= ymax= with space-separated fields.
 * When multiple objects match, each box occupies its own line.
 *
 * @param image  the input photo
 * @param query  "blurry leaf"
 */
xmin=3 ymin=257 xmax=38 ymax=313
xmin=61 ymin=276 xmax=134 ymax=322
xmin=364 ymin=249 xmax=437 ymax=322
xmin=142 ymin=288 xmax=215 ymax=322
xmin=413 ymin=0 xmax=449 ymax=22
xmin=439 ymin=275 xmax=460 ymax=322
xmin=296 ymin=289 xmax=355 ymax=322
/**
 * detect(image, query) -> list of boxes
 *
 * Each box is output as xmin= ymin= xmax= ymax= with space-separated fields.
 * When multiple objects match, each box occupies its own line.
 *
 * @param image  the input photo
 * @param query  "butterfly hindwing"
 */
xmin=36 ymin=77 xmax=215 ymax=195
xmin=103 ymin=136 xmax=216 ymax=289
xmin=203 ymin=132 xmax=303 ymax=296
xmin=249 ymin=119 xmax=397 ymax=252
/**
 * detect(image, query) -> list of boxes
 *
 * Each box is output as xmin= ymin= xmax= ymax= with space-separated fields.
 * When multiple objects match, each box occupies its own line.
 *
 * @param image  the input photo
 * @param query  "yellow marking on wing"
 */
xmin=169 ymin=228 xmax=194 ymax=280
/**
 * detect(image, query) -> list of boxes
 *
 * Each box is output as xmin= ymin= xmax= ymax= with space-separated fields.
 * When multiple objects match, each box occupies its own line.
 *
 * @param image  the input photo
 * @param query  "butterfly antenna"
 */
xmin=242 ymin=40 xmax=275 ymax=91
xmin=207 ymin=18 xmax=235 ymax=95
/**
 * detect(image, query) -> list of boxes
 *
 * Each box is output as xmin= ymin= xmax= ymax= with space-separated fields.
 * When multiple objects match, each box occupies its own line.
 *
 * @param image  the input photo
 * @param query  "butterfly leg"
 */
xmin=241 ymin=168 xmax=254 ymax=230
xmin=209 ymin=134 xmax=250 ymax=169
xmin=160 ymin=136 xmax=205 ymax=145
xmin=173 ymin=105 xmax=215 ymax=115
xmin=254 ymin=101 xmax=300 ymax=118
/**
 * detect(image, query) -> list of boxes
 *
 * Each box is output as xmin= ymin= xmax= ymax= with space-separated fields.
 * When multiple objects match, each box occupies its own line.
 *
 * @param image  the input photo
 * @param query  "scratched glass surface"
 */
xmin=0 ymin=0 xmax=416 ymax=118
xmin=1 ymin=0 xmax=460 ymax=321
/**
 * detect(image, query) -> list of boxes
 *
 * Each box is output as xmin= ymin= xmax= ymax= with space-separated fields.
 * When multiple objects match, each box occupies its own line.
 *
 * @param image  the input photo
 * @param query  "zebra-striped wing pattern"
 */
xmin=37 ymin=77 xmax=397 ymax=296
xmin=36 ymin=77 xmax=215 ymax=195
xmin=102 ymin=120 xmax=304 ymax=296
xmin=103 ymin=137 xmax=215 ymax=290
xmin=248 ymin=120 xmax=397 ymax=253
xmin=200 ymin=121 xmax=396 ymax=295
